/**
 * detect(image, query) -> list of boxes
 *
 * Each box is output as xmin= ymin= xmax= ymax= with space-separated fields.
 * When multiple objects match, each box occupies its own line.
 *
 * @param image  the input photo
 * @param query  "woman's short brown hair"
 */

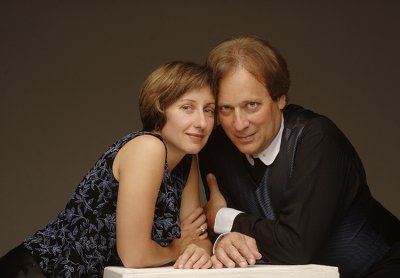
xmin=206 ymin=36 xmax=290 ymax=100
xmin=139 ymin=61 xmax=213 ymax=131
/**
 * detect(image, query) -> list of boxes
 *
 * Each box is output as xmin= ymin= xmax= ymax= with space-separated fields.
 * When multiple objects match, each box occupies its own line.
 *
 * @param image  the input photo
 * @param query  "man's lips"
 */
xmin=235 ymin=132 xmax=256 ymax=143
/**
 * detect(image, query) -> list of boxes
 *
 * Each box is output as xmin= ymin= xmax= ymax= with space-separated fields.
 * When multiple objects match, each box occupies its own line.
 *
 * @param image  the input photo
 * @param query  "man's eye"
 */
xmin=219 ymin=106 xmax=232 ymax=113
xmin=248 ymin=102 xmax=258 ymax=109
xmin=204 ymin=107 xmax=215 ymax=116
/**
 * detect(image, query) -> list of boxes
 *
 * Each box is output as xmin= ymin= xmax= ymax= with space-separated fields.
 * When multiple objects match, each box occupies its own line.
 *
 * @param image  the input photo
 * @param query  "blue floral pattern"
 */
xmin=23 ymin=131 xmax=192 ymax=277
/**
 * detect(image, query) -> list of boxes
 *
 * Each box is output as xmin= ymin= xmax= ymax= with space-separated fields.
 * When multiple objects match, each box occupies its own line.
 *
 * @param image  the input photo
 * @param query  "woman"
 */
xmin=0 ymin=61 xmax=215 ymax=277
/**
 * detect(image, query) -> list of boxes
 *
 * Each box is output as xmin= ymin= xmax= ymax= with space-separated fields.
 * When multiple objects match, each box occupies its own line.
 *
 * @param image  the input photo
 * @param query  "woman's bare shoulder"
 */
xmin=121 ymin=134 xmax=165 ymax=155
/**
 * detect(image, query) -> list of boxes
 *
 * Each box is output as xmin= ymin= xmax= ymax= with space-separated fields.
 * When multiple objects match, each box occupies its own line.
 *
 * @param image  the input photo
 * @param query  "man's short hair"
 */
xmin=206 ymin=36 xmax=290 ymax=100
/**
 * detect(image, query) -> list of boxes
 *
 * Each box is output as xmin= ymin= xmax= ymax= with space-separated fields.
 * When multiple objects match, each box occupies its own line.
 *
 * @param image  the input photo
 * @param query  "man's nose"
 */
xmin=233 ymin=110 xmax=249 ymax=131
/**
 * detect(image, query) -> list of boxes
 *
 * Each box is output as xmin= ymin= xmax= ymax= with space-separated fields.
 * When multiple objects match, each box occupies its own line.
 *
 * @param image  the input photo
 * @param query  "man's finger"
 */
xmin=204 ymin=173 xmax=227 ymax=233
xmin=226 ymin=243 xmax=249 ymax=267
xmin=245 ymin=236 xmax=262 ymax=261
xmin=211 ymin=255 xmax=223 ymax=268
xmin=206 ymin=173 xmax=222 ymax=196
xmin=215 ymin=245 xmax=236 ymax=268
xmin=232 ymin=238 xmax=256 ymax=265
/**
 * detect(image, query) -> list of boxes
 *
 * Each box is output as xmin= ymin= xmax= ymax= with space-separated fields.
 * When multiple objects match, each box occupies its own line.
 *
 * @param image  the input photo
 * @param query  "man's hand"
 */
xmin=203 ymin=173 xmax=227 ymax=233
xmin=212 ymin=232 xmax=262 ymax=268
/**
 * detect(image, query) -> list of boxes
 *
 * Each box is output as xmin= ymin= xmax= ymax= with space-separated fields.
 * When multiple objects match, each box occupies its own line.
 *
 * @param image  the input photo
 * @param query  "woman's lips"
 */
xmin=187 ymin=133 xmax=205 ymax=142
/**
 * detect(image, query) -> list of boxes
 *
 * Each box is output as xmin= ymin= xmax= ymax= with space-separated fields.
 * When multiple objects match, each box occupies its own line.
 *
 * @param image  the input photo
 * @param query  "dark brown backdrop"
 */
xmin=1 ymin=1 xmax=399 ymax=256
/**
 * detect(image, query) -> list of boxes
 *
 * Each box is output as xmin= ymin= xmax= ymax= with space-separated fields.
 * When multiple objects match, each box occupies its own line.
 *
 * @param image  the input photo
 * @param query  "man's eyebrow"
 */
xmin=218 ymin=99 xmax=258 ymax=106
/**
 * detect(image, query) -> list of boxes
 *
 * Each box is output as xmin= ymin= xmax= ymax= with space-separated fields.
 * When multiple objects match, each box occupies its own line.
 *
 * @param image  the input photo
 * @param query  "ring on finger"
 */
xmin=199 ymin=226 xmax=206 ymax=233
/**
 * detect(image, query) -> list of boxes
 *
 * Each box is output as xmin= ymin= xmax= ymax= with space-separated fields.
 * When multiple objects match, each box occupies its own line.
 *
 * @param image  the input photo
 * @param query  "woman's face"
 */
xmin=160 ymin=86 xmax=215 ymax=156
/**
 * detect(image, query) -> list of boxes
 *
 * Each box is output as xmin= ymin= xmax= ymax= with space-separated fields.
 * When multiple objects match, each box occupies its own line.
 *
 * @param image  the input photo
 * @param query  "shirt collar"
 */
xmin=246 ymin=115 xmax=284 ymax=166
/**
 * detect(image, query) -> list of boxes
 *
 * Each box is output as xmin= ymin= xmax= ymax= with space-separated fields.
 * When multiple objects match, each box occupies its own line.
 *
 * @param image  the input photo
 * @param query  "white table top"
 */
xmin=104 ymin=264 xmax=339 ymax=278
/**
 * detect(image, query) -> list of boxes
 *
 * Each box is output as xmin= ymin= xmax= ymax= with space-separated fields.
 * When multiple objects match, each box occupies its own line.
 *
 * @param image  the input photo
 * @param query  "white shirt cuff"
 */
xmin=214 ymin=208 xmax=243 ymax=234
xmin=212 ymin=232 xmax=229 ymax=254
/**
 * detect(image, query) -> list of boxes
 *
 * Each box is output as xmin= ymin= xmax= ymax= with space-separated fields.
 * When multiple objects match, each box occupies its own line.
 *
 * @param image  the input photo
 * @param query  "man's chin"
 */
xmin=235 ymin=144 xmax=258 ymax=155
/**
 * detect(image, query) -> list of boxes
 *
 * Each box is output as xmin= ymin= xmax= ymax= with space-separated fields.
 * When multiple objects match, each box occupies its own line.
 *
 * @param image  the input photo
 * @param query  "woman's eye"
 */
xmin=181 ymin=105 xmax=193 ymax=111
xmin=204 ymin=107 xmax=215 ymax=116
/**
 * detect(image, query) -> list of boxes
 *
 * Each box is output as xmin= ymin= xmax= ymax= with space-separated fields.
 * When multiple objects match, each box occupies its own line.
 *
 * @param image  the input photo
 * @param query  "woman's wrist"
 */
xmin=193 ymin=238 xmax=213 ymax=255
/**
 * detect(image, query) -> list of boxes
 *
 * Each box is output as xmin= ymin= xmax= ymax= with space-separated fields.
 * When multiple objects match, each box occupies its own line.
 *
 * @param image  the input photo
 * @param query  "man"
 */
xmin=199 ymin=36 xmax=400 ymax=278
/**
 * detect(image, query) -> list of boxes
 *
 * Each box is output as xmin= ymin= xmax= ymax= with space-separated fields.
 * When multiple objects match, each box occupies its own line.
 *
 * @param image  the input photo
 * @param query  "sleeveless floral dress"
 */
xmin=23 ymin=131 xmax=192 ymax=277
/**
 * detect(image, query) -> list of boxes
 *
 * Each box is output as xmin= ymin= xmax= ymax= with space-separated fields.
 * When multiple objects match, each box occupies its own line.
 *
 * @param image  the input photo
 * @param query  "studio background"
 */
xmin=1 ymin=1 xmax=399 ymax=256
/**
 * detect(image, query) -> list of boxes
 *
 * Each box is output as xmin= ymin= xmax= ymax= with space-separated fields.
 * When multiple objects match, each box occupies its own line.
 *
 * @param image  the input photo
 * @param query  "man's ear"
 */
xmin=278 ymin=95 xmax=287 ymax=109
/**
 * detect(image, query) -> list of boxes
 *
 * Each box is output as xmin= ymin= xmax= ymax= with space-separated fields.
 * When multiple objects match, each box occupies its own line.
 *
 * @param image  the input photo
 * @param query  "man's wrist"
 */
xmin=214 ymin=208 xmax=243 ymax=234
xmin=212 ymin=232 xmax=229 ymax=254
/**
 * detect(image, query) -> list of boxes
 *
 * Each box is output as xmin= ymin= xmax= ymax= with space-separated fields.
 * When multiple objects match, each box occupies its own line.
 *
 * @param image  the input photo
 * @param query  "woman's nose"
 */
xmin=194 ymin=111 xmax=207 ymax=129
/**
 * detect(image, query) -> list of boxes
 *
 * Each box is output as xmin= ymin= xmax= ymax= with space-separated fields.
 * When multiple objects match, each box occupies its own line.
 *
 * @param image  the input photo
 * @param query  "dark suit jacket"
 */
xmin=199 ymin=104 xmax=400 ymax=278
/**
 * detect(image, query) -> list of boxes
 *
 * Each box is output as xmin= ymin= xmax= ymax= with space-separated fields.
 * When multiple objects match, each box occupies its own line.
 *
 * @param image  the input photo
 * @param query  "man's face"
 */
xmin=218 ymin=67 xmax=286 ymax=155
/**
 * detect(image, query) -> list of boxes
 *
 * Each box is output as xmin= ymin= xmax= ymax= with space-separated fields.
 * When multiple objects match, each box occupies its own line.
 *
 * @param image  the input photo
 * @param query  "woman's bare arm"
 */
xmin=174 ymin=156 xmax=212 ymax=269
xmin=114 ymin=135 xmax=179 ymax=268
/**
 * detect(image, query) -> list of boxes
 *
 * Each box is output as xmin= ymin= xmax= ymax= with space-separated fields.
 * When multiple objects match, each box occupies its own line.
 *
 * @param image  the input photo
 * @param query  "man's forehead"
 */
xmin=217 ymin=94 xmax=266 ymax=106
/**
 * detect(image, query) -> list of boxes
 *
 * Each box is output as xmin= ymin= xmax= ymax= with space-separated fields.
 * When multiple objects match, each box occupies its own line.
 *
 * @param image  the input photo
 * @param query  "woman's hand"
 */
xmin=173 ymin=243 xmax=212 ymax=269
xmin=171 ymin=207 xmax=212 ymax=268
xmin=171 ymin=207 xmax=208 ymax=257
xmin=170 ymin=207 xmax=208 ymax=261
xmin=180 ymin=207 xmax=208 ymax=243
